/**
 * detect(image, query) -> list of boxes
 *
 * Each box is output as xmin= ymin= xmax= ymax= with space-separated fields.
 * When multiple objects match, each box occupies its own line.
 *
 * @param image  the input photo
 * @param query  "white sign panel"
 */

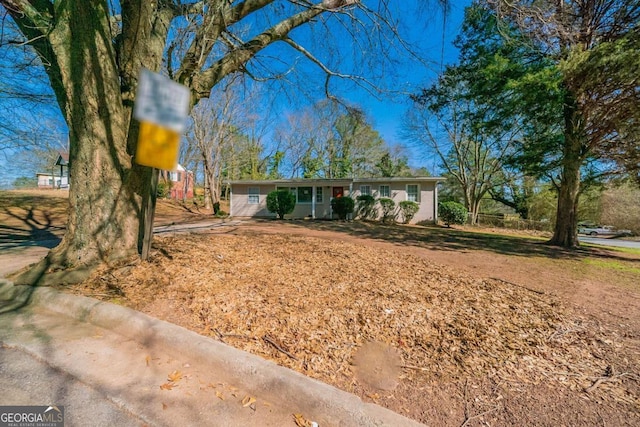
xmin=133 ymin=68 xmax=190 ymax=133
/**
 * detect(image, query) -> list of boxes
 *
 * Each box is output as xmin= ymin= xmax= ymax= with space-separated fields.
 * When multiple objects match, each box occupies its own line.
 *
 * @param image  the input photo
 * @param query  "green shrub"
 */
xmin=356 ymin=194 xmax=377 ymax=220
xmin=398 ymin=200 xmax=419 ymax=224
xmin=439 ymin=201 xmax=467 ymax=226
xmin=157 ymin=179 xmax=171 ymax=198
xmin=379 ymin=198 xmax=397 ymax=224
xmin=331 ymin=196 xmax=355 ymax=220
xmin=266 ymin=190 xmax=296 ymax=219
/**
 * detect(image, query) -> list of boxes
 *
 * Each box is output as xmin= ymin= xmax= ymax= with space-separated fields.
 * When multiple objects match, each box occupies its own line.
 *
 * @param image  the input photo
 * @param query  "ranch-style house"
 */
xmin=228 ymin=177 xmax=443 ymax=223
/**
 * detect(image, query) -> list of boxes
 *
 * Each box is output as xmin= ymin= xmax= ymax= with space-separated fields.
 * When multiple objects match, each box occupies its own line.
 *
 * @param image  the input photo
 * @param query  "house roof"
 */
xmin=36 ymin=172 xmax=64 ymax=177
xmin=227 ymin=176 xmax=444 ymax=185
xmin=56 ymin=152 xmax=69 ymax=166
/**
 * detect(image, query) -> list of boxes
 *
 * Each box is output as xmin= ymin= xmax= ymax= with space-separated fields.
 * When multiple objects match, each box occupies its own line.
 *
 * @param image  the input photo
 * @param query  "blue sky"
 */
xmin=0 ymin=1 xmax=472 ymax=187
xmin=264 ymin=1 xmax=471 ymax=172
xmin=259 ymin=1 xmax=471 ymax=173
xmin=356 ymin=4 xmax=468 ymax=136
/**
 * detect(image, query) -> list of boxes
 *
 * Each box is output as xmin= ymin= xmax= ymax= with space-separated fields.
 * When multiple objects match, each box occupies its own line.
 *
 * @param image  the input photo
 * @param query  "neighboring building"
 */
xmin=228 ymin=177 xmax=443 ymax=224
xmin=159 ymin=164 xmax=194 ymax=200
xmin=36 ymin=152 xmax=70 ymax=189
xmin=36 ymin=173 xmax=69 ymax=189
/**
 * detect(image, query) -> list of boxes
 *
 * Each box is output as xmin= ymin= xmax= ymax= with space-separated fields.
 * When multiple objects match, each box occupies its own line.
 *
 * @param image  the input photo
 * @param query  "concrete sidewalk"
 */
xmin=0 ymin=281 xmax=423 ymax=426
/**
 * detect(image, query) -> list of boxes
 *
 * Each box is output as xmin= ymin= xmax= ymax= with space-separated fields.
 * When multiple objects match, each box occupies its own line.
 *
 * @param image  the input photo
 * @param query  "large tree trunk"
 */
xmin=22 ymin=0 xmax=166 ymax=280
xmin=204 ymin=164 xmax=220 ymax=213
xmin=549 ymin=93 xmax=584 ymax=248
xmin=43 ymin=2 xmax=137 ymax=270
xmin=469 ymin=199 xmax=481 ymax=225
xmin=550 ymin=160 xmax=581 ymax=247
xmin=204 ymin=173 xmax=212 ymax=210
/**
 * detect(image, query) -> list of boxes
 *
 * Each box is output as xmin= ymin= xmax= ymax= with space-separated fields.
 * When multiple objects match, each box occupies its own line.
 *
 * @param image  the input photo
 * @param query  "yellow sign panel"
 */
xmin=135 ymin=121 xmax=180 ymax=171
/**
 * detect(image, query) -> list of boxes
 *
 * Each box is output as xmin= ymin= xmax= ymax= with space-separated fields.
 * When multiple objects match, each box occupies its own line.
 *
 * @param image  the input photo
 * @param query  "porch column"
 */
xmin=311 ymin=186 xmax=316 ymax=219
xmin=434 ymin=182 xmax=439 ymax=223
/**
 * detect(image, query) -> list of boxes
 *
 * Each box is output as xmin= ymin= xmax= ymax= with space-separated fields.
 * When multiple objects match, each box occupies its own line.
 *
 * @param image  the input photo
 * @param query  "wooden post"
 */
xmin=141 ymin=168 xmax=159 ymax=261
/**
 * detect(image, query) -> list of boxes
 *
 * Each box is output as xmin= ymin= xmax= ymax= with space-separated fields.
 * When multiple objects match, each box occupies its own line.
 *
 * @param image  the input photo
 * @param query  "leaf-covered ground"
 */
xmin=69 ymin=226 xmax=640 ymax=426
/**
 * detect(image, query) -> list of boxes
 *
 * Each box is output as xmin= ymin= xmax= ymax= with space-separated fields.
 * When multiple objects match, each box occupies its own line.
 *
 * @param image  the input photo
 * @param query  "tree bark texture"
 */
xmin=48 ymin=1 xmax=140 ymax=267
xmin=548 ymin=91 xmax=584 ymax=248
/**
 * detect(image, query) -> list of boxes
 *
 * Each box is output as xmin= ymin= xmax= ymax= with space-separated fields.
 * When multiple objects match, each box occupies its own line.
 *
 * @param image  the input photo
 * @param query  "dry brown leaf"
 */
xmin=293 ymin=413 xmax=311 ymax=427
xmin=70 ymin=226 xmax=640 ymax=424
xmin=215 ymin=391 xmax=224 ymax=400
xmin=160 ymin=383 xmax=174 ymax=391
xmin=167 ymin=370 xmax=182 ymax=383
xmin=162 ymin=403 xmax=168 ymax=410
xmin=145 ymin=355 xmax=151 ymax=367
xmin=241 ymin=396 xmax=256 ymax=407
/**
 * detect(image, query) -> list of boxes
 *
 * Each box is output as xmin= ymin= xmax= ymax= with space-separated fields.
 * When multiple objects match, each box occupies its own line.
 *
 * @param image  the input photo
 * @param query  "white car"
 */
xmin=578 ymin=225 xmax=632 ymax=236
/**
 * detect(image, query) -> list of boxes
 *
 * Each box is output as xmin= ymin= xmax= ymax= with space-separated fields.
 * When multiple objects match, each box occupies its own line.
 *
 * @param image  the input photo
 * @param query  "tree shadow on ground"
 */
xmin=0 ymin=206 xmax=63 ymax=250
xmin=278 ymin=220 xmax=640 ymax=264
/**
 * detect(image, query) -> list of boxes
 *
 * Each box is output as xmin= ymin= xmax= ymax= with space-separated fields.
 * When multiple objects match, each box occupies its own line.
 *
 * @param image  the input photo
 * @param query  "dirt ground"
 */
xmin=2 ymin=190 xmax=639 ymax=425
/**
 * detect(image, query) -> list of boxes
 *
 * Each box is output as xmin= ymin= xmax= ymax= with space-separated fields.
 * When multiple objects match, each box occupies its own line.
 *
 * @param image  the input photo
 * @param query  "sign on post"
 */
xmin=135 ymin=122 xmax=181 ymax=171
xmin=133 ymin=69 xmax=190 ymax=261
xmin=133 ymin=68 xmax=190 ymax=171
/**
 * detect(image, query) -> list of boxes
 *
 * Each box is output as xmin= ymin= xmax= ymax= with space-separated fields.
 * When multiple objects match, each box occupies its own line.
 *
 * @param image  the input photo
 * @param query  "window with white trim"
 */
xmin=316 ymin=187 xmax=323 ymax=203
xmin=360 ymin=185 xmax=371 ymax=196
xmin=379 ymin=185 xmax=390 ymax=198
xmin=297 ymin=187 xmax=313 ymax=204
xmin=248 ymin=187 xmax=260 ymax=204
xmin=407 ymin=184 xmax=419 ymax=202
xmin=276 ymin=186 xmax=296 ymax=197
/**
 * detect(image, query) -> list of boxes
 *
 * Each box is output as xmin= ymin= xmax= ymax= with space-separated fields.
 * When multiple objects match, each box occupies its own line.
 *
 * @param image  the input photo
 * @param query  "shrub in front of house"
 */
xmin=379 ymin=198 xmax=397 ymax=224
xmin=439 ymin=201 xmax=467 ymax=227
xmin=399 ymin=200 xmax=419 ymax=224
xmin=266 ymin=190 xmax=296 ymax=219
xmin=356 ymin=194 xmax=377 ymax=221
xmin=331 ymin=196 xmax=355 ymax=220
xmin=157 ymin=179 xmax=171 ymax=198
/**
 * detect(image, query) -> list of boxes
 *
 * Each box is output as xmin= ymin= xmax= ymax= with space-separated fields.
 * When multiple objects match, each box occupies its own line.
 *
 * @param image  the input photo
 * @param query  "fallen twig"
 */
xmin=401 ymin=364 xmax=429 ymax=372
xmin=585 ymin=373 xmax=631 ymax=393
xmin=263 ymin=335 xmax=298 ymax=361
xmin=86 ymin=292 xmax=119 ymax=298
xmin=461 ymin=378 xmax=498 ymax=427
xmin=213 ymin=328 xmax=254 ymax=342
xmin=461 ymin=407 xmax=498 ymax=427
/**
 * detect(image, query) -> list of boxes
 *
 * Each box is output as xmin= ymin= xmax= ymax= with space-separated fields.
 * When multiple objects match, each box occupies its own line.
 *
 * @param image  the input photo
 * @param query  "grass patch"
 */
xmin=606 ymin=246 xmax=640 ymax=256
xmin=583 ymin=258 xmax=640 ymax=274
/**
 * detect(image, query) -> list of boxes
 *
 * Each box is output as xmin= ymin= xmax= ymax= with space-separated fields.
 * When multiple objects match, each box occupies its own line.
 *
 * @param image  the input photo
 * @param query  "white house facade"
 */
xmin=228 ymin=177 xmax=443 ymax=224
xmin=36 ymin=173 xmax=69 ymax=189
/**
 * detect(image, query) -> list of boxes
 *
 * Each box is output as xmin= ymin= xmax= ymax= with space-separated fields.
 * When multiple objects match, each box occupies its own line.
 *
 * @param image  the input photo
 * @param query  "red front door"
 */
xmin=332 ymin=187 xmax=344 ymax=198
